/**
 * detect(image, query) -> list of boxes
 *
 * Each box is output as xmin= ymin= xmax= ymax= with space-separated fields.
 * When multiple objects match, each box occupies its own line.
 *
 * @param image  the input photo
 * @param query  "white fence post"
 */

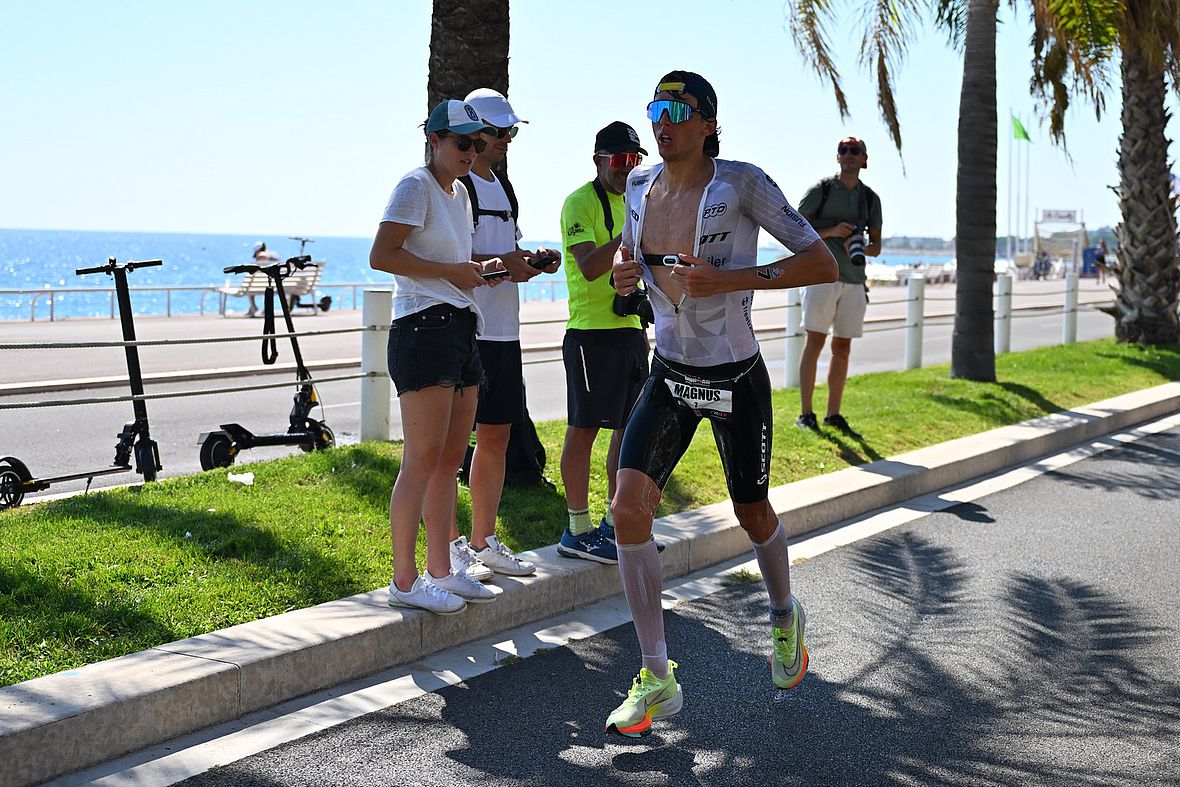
xmin=905 ymin=275 xmax=925 ymax=370
xmin=784 ymin=288 xmax=802 ymax=388
xmin=1062 ymin=272 xmax=1078 ymax=344
xmin=994 ymin=274 xmax=1012 ymax=355
xmin=360 ymin=289 xmax=392 ymax=442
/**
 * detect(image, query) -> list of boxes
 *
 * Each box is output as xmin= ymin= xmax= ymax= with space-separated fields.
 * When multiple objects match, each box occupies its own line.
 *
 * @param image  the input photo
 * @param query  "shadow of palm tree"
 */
xmin=997 ymin=381 xmax=1063 ymax=413
xmin=1048 ymin=432 xmax=1180 ymax=500
xmin=1095 ymin=345 xmax=1180 ymax=378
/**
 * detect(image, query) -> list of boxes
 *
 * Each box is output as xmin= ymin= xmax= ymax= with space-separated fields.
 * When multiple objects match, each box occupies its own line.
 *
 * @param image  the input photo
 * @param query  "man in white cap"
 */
xmin=439 ymin=87 xmax=561 ymax=582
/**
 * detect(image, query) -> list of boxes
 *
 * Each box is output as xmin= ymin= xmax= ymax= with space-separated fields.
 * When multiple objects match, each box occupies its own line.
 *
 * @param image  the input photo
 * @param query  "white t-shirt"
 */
xmin=380 ymin=166 xmax=483 ymax=331
xmin=468 ymin=172 xmax=523 ymax=342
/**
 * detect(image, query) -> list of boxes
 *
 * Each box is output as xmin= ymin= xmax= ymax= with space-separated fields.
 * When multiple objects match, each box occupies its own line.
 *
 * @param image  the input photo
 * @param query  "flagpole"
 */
xmin=1023 ymin=117 xmax=1031 ymax=254
xmin=1007 ymin=110 xmax=1013 ymax=263
xmin=1015 ymin=118 xmax=1022 ymax=256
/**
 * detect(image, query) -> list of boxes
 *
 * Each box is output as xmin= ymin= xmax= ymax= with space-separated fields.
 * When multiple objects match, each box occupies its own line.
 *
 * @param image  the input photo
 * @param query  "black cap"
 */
xmin=594 ymin=121 xmax=648 ymax=156
xmin=654 ymin=71 xmax=718 ymax=119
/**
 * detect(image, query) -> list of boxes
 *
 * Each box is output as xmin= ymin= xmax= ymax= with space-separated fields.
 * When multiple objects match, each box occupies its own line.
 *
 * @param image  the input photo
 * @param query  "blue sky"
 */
xmin=2 ymin=1 xmax=1172 ymax=242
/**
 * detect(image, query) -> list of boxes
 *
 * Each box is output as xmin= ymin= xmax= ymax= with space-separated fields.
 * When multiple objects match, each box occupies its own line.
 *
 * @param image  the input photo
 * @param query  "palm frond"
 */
xmin=933 ymin=0 xmax=968 ymax=50
xmin=788 ymin=0 xmax=851 ymax=118
xmin=1028 ymin=0 xmax=1120 ymax=145
xmin=857 ymin=0 xmax=923 ymax=152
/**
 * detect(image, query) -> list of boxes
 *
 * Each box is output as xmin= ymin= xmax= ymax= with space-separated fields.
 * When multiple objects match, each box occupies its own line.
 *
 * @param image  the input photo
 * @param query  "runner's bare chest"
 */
xmin=639 ymin=177 xmax=708 ymax=302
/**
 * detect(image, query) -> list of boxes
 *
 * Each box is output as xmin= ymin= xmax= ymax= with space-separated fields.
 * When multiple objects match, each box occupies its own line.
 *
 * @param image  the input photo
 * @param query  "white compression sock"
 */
xmin=617 ymin=539 xmax=668 ymax=679
xmin=753 ymin=523 xmax=794 ymax=629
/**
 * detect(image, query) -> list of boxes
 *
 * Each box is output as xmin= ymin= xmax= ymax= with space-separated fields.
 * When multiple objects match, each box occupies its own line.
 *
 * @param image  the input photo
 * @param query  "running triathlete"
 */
xmin=604 ymin=71 xmax=838 ymax=738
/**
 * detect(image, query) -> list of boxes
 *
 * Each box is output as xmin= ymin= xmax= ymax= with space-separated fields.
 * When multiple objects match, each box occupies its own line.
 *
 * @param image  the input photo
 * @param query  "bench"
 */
xmin=219 ymin=263 xmax=325 ymax=315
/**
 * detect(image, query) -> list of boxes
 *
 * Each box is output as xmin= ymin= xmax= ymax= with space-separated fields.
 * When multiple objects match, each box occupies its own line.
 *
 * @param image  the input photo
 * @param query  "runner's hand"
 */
xmin=612 ymin=246 xmax=641 ymax=295
xmin=670 ymin=253 xmax=728 ymax=297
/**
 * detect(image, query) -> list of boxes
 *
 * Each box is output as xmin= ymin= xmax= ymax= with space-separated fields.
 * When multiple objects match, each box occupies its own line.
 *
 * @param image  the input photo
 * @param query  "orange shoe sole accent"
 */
xmin=608 ymin=709 xmax=655 ymax=737
xmin=772 ymin=644 xmax=809 ymax=690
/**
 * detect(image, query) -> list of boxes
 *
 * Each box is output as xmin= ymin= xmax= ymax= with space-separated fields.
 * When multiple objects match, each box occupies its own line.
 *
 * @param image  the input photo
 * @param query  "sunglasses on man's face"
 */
xmin=646 ymin=99 xmax=698 ymax=124
xmin=437 ymin=131 xmax=487 ymax=154
xmin=837 ymin=145 xmax=863 ymax=155
xmin=597 ymin=152 xmax=643 ymax=169
xmin=484 ymin=126 xmax=519 ymax=140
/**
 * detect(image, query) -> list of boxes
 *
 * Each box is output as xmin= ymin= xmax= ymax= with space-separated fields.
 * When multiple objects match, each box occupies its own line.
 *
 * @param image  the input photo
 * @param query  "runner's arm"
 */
xmin=669 ymin=239 xmax=836 ymax=296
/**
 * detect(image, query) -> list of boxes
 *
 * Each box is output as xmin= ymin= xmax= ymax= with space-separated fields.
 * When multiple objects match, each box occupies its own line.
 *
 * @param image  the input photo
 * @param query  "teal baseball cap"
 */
xmin=425 ymin=99 xmax=495 ymax=136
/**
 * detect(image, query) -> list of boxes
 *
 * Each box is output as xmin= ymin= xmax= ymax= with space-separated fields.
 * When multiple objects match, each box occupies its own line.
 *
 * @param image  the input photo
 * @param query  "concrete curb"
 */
xmin=2 ymin=382 xmax=1177 ymax=787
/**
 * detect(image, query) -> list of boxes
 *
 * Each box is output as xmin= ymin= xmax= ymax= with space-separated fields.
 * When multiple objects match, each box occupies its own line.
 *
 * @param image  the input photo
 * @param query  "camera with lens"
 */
xmin=847 ymin=226 xmax=868 ymax=267
xmin=612 ymin=285 xmax=654 ymax=326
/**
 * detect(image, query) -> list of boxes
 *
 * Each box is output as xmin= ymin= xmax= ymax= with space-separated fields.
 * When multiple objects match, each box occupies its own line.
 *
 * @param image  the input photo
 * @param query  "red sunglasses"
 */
xmin=597 ymin=152 xmax=643 ymax=168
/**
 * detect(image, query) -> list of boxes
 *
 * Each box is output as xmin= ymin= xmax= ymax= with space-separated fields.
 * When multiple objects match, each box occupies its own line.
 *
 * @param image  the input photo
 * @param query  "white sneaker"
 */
xmin=450 ymin=536 xmax=494 ymax=582
xmin=388 ymin=575 xmax=466 ymax=615
xmin=429 ymin=569 xmax=502 ymax=603
xmin=475 ymin=535 xmax=536 ymax=577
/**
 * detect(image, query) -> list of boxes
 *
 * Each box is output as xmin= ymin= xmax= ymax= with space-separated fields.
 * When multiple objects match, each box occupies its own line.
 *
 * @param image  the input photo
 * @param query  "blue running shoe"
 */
xmin=598 ymin=517 xmax=615 ymax=542
xmin=557 ymin=528 xmax=619 ymax=564
xmin=597 ymin=518 xmax=666 ymax=553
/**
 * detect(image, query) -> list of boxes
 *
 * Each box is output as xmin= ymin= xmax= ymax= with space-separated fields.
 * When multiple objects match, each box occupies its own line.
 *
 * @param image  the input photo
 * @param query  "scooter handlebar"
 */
xmin=75 ymin=258 xmax=163 ymax=276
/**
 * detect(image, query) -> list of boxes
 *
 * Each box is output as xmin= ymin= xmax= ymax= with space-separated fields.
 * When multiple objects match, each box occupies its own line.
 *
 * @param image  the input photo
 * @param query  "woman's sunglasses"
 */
xmin=596 ymin=152 xmax=643 ymax=168
xmin=646 ymin=99 xmax=698 ymax=124
xmin=436 ymin=131 xmax=487 ymax=153
xmin=484 ymin=126 xmax=519 ymax=140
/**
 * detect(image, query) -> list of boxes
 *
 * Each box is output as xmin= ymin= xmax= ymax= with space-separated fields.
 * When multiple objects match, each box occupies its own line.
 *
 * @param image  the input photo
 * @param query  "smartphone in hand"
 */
xmin=529 ymin=249 xmax=561 ymax=270
xmin=481 ymin=268 xmax=511 ymax=281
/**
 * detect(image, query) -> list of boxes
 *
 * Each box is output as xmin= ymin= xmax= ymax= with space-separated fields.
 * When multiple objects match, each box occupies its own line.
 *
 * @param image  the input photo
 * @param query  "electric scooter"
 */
xmin=0 ymin=258 xmax=163 ymax=510
xmin=197 ymin=255 xmax=335 ymax=470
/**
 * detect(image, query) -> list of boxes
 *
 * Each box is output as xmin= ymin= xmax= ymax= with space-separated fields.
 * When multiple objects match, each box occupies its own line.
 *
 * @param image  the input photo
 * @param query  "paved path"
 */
xmin=1 ymin=279 xmax=1115 ymax=500
xmin=164 ymin=423 xmax=1180 ymax=787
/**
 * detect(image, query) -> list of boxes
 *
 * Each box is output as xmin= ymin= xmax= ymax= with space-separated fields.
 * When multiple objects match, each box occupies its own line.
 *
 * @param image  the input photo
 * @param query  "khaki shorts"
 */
xmin=802 ymin=281 xmax=868 ymax=339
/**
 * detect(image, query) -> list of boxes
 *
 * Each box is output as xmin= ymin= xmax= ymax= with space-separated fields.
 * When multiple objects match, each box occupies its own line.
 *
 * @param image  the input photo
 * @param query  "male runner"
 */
xmin=445 ymin=88 xmax=560 ymax=583
xmin=556 ymin=122 xmax=650 ymax=564
xmin=604 ymin=71 xmax=837 ymax=737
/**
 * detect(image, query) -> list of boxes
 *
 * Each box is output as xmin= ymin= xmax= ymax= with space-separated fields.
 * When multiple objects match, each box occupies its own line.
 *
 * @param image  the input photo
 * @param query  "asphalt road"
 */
xmin=2 ymin=306 xmax=1113 ymax=501
xmin=176 ymin=424 xmax=1180 ymax=786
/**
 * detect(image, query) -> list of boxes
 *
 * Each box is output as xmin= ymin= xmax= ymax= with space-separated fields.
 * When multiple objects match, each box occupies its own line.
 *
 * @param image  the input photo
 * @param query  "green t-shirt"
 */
xmin=560 ymin=180 xmax=641 ymax=331
xmin=798 ymin=177 xmax=883 ymax=284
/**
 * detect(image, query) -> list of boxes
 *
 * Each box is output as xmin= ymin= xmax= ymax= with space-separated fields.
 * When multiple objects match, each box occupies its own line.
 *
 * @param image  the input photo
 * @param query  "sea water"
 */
xmin=0 ymin=228 xmax=949 ymax=321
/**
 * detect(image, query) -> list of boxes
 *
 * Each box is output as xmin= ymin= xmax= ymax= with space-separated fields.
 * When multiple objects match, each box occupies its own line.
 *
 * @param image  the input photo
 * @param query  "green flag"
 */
xmin=1012 ymin=116 xmax=1031 ymax=142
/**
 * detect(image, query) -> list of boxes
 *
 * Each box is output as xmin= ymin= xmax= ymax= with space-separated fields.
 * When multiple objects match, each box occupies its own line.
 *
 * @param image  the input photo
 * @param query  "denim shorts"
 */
xmin=387 ymin=304 xmax=483 ymax=395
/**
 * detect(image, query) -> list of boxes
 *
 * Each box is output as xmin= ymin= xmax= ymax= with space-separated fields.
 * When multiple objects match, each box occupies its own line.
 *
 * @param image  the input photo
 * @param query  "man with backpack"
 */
xmin=555 ymin=122 xmax=651 ymax=564
xmin=444 ymin=88 xmax=560 ymax=581
xmin=796 ymin=136 xmax=883 ymax=438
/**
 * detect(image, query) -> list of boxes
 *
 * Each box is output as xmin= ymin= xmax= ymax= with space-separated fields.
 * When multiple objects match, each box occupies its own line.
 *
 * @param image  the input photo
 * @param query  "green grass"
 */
xmin=2 ymin=338 xmax=1178 ymax=686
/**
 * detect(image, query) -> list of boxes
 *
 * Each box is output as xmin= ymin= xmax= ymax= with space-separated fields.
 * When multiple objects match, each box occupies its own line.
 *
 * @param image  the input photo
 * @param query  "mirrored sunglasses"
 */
xmin=596 ymin=152 xmax=643 ymax=168
xmin=646 ymin=99 xmax=696 ymax=124
xmin=485 ymin=126 xmax=519 ymax=139
xmin=437 ymin=131 xmax=487 ymax=153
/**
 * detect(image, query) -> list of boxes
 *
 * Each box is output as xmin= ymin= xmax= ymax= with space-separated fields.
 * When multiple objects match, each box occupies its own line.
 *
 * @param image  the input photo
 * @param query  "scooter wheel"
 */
xmin=0 ymin=467 xmax=25 ymax=510
xmin=199 ymin=431 xmax=236 ymax=471
xmin=301 ymin=423 xmax=335 ymax=453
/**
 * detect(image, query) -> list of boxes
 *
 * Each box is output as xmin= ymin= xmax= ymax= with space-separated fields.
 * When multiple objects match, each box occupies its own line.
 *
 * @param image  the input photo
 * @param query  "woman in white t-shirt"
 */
xmin=370 ymin=100 xmax=510 ymax=615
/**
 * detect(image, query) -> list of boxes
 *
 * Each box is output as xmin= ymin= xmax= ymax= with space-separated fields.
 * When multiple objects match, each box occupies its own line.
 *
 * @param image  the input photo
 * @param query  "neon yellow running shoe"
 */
xmin=772 ymin=596 xmax=808 ymax=689
xmin=605 ymin=661 xmax=683 ymax=738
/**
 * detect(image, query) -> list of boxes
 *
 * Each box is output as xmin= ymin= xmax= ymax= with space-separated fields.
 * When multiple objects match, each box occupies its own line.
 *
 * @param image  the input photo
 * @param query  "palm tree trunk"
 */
xmin=427 ymin=0 xmax=510 ymax=110
xmin=951 ymin=0 xmax=999 ymax=381
xmin=1113 ymin=47 xmax=1180 ymax=344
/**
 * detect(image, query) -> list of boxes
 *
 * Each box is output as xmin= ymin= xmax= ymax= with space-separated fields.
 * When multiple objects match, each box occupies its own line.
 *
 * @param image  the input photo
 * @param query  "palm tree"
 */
xmin=1029 ymin=0 xmax=1179 ymax=345
xmin=426 ymin=0 xmax=511 ymax=170
xmin=427 ymin=0 xmax=510 ymax=109
xmin=787 ymin=0 xmax=1115 ymax=378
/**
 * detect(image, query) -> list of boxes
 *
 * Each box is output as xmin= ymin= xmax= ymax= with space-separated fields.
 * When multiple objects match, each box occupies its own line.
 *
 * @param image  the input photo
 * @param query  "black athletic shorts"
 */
xmin=386 ymin=303 xmax=483 ymax=395
xmin=475 ymin=339 xmax=525 ymax=425
xmin=618 ymin=352 xmax=772 ymax=504
xmin=563 ymin=328 xmax=649 ymax=430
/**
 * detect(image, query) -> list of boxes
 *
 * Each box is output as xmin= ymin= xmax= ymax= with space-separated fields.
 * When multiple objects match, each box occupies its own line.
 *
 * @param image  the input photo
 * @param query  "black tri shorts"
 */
xmin=563 ymin=328 xmax=650 ymax=430
xmin=475 ymin=339 xmax=525 ymax=425
xmin=386 ymin=303 xmax=483 ymax=396
xmin=618 ymin=352 xmax=773 ymax=504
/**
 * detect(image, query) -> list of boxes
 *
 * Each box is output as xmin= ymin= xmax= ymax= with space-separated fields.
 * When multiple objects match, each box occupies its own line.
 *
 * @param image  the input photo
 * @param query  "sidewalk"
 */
xmin=1 ymin=379 xmax=1174 ymax=787
xmin=0 ymin=278 xmax=1111 ymax=395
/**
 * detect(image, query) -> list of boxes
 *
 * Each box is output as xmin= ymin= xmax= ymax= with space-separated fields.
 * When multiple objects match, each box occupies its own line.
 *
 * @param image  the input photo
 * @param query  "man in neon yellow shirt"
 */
xmin=557 ymin=122 xmax=649 ymax=563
